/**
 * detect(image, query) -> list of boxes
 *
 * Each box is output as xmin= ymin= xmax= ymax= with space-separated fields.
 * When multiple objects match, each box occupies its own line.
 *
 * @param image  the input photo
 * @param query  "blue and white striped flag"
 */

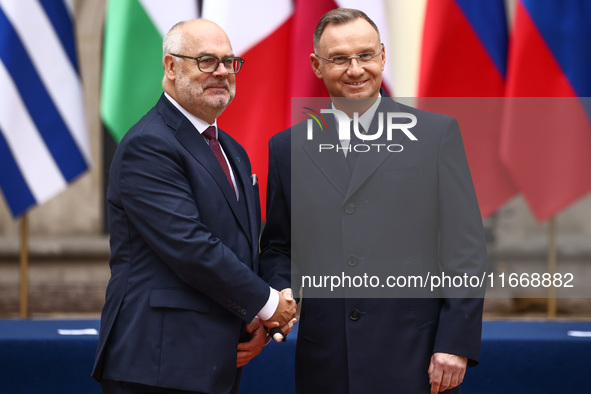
xmin=0 ymin=0 xmax=90 ymax=218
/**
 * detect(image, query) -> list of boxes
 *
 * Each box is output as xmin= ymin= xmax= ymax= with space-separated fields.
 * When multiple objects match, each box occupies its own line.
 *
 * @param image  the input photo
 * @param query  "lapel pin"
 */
xmin=236 ymin=156 xmax=241 ymax=162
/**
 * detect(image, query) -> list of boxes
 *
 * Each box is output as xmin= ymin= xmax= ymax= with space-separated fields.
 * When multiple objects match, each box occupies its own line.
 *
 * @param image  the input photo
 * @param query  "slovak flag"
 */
xmin=501 ymin=0 xmax=591 ymax=221
xmin=418 ymin=0 xmax=516 ymax=219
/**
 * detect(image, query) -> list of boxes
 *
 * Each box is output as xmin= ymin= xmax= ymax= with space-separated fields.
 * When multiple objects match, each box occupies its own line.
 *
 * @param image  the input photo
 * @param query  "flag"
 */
xmin=202 ymin=0 xmax=293 ymax=221
xmin=102 ymin=1 xmax=391 ymax=218
xmin=501 ymin=0 xmax=591 ymax=221
xmin=418 ymin=0 xmax=516 ymax=218
xmin=206 ymin=0 xmax=391 ymax=217
xmin=0 ymin=0 xmax=90 ymax=218
xmin=101 ymin=0 xmax=198 ymax=142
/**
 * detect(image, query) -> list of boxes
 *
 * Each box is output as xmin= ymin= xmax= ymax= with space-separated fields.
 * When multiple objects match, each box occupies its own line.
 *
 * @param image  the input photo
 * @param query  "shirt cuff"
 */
xmin=257 ymin=287 xmax=279 ymax=321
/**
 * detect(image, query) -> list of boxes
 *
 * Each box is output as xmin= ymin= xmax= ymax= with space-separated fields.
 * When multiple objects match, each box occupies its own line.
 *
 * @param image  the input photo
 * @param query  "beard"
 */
xmin=176 ymin=68 xmax=236 ymax=112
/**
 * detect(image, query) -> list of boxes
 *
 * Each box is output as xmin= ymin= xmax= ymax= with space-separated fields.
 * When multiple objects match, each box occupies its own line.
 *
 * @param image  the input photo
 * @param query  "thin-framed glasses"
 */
xmin=170 ymin=54 xmax=245 ymax=74
xmin=315 ymin=44 xmax=384 ymax=67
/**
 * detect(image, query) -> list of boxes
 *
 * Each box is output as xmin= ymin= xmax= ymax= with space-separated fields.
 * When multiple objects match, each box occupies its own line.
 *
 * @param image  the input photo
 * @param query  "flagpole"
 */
xmin=547 ymin=217 xmax=557 ymax=319
xmin=19 ymin=213 xmax=29 ymax=319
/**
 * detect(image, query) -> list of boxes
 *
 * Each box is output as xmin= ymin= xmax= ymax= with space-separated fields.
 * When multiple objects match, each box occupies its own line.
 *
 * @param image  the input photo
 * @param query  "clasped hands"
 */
xmin=262 ymin=288 xmax=298 ymax=342
xmin=236 ymin=288 xmax=297 ymax=368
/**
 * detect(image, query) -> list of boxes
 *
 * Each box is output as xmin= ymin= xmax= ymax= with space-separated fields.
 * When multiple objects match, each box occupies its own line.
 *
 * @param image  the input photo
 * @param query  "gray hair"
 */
xmin=162 ymin=21 xmax=186 ymax=62
xmin=313 ymin=8 xmax=381 ymax=53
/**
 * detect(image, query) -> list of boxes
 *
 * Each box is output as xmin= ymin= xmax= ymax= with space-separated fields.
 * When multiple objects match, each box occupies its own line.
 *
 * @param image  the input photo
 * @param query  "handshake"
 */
xmin=261 ymin=288 xmax=298 ymax=343
xmin=237 ymin=288 xmax=297 ymax=368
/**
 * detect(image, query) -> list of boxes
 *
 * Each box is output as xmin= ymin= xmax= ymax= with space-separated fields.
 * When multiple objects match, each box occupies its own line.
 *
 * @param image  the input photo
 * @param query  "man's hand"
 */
xmin=236 ymin=318 xmax=267 ymax=368
xmin=267 ymin=316 xmax=298 ymax=343
xmin=261 ymin=288 xmax=297 ymax=342
xmin=428 ymin=352 xmax=467 ymax=393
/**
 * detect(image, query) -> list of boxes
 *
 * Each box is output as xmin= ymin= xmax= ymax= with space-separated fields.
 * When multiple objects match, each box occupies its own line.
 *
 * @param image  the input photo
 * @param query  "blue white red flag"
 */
xmin=419 ymin=0 xmax=516 ymax=218
xmin=501 ymin=0 xmax=591 ymax=221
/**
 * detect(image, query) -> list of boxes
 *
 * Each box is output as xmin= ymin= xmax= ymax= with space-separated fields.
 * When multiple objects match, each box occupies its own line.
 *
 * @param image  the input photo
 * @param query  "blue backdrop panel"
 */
xmin=0 ymin=319 xmax=589 ymax=393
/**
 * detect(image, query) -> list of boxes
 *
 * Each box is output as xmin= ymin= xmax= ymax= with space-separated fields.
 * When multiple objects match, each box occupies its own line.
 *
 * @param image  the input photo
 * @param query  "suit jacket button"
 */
xmin=347 ymin=255 xmax=359 ymax=266
xmin=344 ymin=203 xmax=355 ymax=214
xmin=349 ymin=309 xmax=361 ymax=321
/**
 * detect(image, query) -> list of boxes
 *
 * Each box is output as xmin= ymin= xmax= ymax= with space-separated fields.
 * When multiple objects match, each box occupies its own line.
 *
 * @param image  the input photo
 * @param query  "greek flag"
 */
xmin=0 ymin=0 xmax=90 ymax=218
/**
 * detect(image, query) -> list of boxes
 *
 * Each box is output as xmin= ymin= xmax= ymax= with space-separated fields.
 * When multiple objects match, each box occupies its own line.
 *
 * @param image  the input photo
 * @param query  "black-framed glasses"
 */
xmin=170 ymin=54 xmax=245 ymax=74
xmin=315 ymin=44 xmax=384 ymax=67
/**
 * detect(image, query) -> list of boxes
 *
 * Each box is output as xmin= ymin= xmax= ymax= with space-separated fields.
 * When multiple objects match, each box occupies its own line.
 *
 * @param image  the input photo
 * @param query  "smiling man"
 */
xmin=312 ymin=16 xmax=384 ymax=100
xmin=92 ymin=19 xmax=296 ymax=394
xmin=260 ymin=8 xmax=488 ymax=394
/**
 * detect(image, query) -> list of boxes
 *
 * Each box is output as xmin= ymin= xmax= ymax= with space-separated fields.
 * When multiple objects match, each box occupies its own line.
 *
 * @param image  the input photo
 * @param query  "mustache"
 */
xmin=203 ymin=81 xmax=230 ymax=90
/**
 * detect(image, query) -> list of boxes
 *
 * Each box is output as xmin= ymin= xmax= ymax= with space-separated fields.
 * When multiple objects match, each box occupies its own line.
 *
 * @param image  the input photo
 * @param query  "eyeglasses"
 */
xmin=170 ymin=54 xmax=245 ymax=74
xmin=315 ymin=44 xmax=384 ymax=67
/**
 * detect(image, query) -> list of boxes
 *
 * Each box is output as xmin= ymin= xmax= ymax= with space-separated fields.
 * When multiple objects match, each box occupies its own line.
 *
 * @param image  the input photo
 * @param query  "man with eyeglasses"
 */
xmin=93 ymin=19 xmax=296 ymax=394
xmin=260 ymin=8 xmax=487 ymax=394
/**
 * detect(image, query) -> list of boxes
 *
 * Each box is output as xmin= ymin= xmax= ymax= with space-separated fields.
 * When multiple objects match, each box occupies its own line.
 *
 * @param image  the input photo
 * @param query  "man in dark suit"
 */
xmin=260 ymin=8 xmax=488 ymax=394
xmin=93 ymin=19 xmax=296 ymax=394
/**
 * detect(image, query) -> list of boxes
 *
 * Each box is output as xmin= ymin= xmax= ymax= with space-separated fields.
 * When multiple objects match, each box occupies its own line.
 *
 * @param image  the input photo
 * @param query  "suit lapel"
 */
xmin=157 ymin=96 xmax=251 ymax=243
xmin=218 ymin=131 xmax=254 ymax=245
xmin=345 ymin=97 xmax=406 ymax=201
xmin=301 ymin=115 xmax=351 ymax=197
xmin=299 ymin=97 xmax=408 ymax=200
xmin=174 ymin=121 xmax=239 ymax=202
xmin=292 ymin=94 xmax=415 ymax=206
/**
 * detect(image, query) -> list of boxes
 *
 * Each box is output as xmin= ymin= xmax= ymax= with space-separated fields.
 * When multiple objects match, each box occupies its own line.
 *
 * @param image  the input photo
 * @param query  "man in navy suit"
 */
xmin=260 ymin=8 xmax=488 ymax=394
xmin=93 ymin=19 xmax=296 ymax=394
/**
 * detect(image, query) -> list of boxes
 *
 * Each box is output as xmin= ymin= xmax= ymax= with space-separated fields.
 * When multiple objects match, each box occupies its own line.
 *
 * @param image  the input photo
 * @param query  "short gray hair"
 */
xmin=313 ymin=8 xmax=381 ymax=53
xmin=163 ymin=21 xmax=186 ymax=62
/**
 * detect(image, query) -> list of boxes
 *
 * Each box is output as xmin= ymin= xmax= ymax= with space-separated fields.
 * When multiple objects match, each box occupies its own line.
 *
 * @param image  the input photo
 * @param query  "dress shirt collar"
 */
xmin=332 ymin=93 xmax=382 ymax=133
xmin=164 ymin=92 xmax=218 ymax=137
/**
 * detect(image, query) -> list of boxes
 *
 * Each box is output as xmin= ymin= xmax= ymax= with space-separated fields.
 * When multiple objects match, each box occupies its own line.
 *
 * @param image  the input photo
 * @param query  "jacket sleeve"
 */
xmin=432 ymin=117 xmax=489 ymax=366
xmin=259 ymin=134 xmax=294 ymax=292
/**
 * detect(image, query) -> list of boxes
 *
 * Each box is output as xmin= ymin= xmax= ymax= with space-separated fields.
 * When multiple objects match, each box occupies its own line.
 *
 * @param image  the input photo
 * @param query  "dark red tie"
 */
xmin=203 ymin=126 xmax=235 ymax=193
